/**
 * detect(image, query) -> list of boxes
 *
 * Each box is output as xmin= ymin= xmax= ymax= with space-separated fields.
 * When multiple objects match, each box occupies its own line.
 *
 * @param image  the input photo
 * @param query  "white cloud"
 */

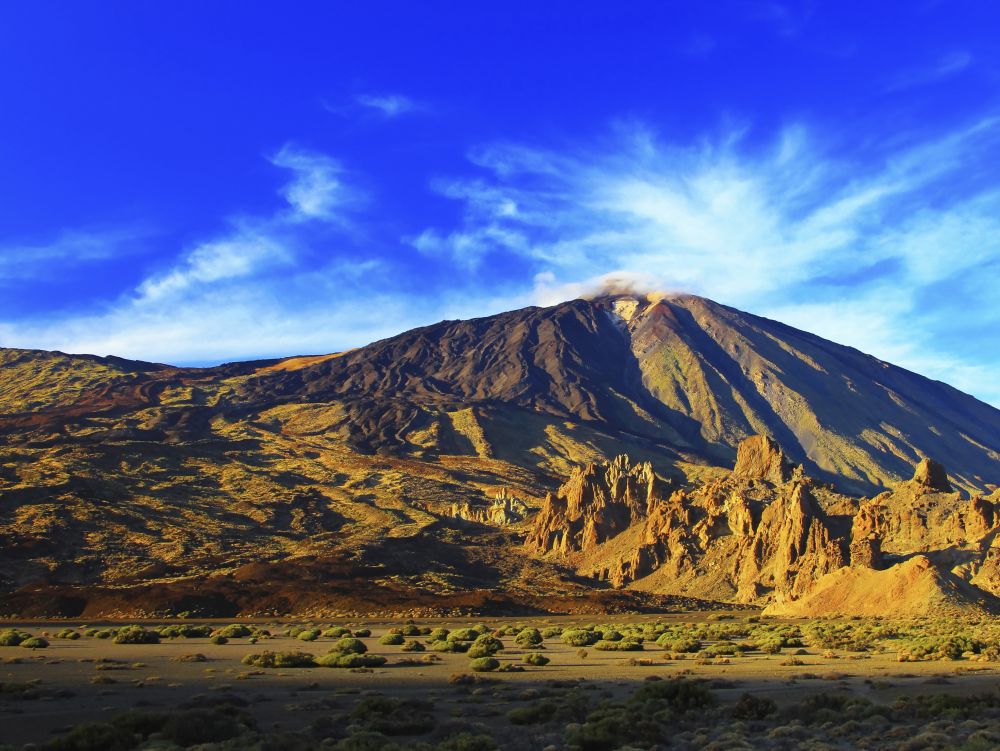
xmin=885 ymin=51 xmax=973 ymax=92
xmin=270 ymin=145 xmax=354 ymax=222
xmin=355 ymin=93 xmax=419 ymax=118
xmin=0 ymin=228 xmax=146 ymax=281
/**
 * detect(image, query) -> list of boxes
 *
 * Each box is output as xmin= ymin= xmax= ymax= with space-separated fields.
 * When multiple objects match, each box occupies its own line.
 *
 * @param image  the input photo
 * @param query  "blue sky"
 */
xmin=2 ymin=2 xmax=1000 ymax=406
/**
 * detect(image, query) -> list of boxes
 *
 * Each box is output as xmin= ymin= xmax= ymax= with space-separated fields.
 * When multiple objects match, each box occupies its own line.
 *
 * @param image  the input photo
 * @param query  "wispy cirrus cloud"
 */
xmin=885 ymin=51 xmax=973 ymax=91
xmin=0 ymin=227 xmax=148 ymax=282
xmin=355 ymin=93 xmax=421 ymax=118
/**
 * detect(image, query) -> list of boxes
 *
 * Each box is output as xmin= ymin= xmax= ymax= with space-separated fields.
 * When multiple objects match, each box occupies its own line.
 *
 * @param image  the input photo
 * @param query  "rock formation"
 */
xmin=524 ymin=435 xmax=1000 ymax=614
xmin=450 ymin=488 xmax=528 ymax=526
xmin=911 ymin=457 xmax=952 ymax=492
xmin=732 ymin=435 xmax=795 ymax=484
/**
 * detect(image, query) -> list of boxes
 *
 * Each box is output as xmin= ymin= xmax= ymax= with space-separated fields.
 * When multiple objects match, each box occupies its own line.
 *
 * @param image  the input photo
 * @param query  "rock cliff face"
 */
xmin=525 ymin=435 xmax=1000 ymax=613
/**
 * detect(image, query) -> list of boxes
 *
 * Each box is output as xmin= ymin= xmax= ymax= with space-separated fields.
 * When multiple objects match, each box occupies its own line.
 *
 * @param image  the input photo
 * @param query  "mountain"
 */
xmin=1 ymin=293 xmax=999 ymax=617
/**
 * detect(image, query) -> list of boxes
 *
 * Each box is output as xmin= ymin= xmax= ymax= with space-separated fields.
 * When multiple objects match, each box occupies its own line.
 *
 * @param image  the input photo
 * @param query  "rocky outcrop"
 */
xmin=449 ymin=488 xmax=528 ymax=526
xmin=911 ymin=457 xmax=952 ymax=492
xmin=732 ymin=435 xmax=794 ymax=484
xmin=524 ymin=435 xmax=1000 ymax=614
xmin=525 ymin=455 xmax=665 ymax=554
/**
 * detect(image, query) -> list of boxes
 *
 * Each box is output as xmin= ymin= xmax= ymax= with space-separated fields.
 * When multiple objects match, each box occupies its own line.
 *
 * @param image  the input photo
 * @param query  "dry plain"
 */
xmin=2 ymin=614 xmax=1000 ymax=750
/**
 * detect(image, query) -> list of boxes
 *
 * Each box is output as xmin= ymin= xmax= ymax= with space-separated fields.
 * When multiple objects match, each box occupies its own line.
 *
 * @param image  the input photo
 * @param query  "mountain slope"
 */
xmin=231 ymin=293 xmax=1000 ymax=493
xmin=1 ymin=292 xmax=999 ymax=617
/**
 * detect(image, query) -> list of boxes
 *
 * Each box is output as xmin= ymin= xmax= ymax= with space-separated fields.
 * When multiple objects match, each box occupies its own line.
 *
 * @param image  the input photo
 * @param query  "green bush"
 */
xmin=210 ymin=635 xmax=228 ymax=645
xmin=732 ymin=692 xmax=776 ymax=719
xmin=448 ymin=627 xmax=479 ymax=642
xmin=21 ymin=636 xmax=50 ymax=649
xmin=594 ymin=639 xmax=642 ymax=651
xmin=316 ymin=652 xmax=387 ymax=668
xmin=562 ymin=629 xmax=599 ymax=647
xmin=213 ymin=624 xmax=252 ymax=639
xmin=330 ymin=637 xmax=368 ymax=655
xmin=42 ymin=722 xmax=135 ymax=751
xmin=429 ymin=627 xmax=450 ymax=641
xmin=0 ymin=630 xmax=29 ymax=647
xmin=599 ymin=629 xmax=623 ymax=642
xmin=431 ymin=639 xmax=469 ymax=653
xmin=523 ymin=652 xmax=550 ymax=666
xmin=467 ymin=635 xmax=504 ymax=658
xmin=350 ymin=696 xmax=436 ymax=735
xmin=514 ymin=628 xmax=543 ymax=648
xmin=380 ymin=632 xmax=405 ymax=646
xmin=297 ymin=628 xmax=321 ymax=642
xmin=400 ymin=624 xmax=422 ymax=636
xmin=353 ymin=628 xmax=372 ymax=638
xmin=401 ymin=639 xmax=425 ymax=652
xmin=57 ymin=629 xmax=81 ymax=640
xmin=112 ymin=626 xmax=159 ymax=645
xmin=508 ymin=701 xmax=557 ymax=725
xmin=661 ymin=636 xmax=701 ymax=653
xmin=322 ymin=627 xmax=352 ymax=638
xmin=178 ymin=624 xmax=213 ymax=638
xmin=469 ymin=657 xmax=500 ymax=672
xmin=541 ymin=627 xmax=563 ymax=638
xmin=436 ymin=732 xmax=498 ymax=751
xmin=241 ymin=651 xmax=316 ymax=668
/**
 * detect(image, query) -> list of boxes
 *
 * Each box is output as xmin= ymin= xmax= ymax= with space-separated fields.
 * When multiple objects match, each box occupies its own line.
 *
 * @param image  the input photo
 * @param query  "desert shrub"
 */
xmin=213 ymin=624 xmax=252 ymax=639
xmin=756 ymin=637 xmax=784 ymax=654
xmin=448 ymin=628 xmax=479 ymax=642
xmin=210 ymin=635 xmax=228 ymax=645
xmin=566 ymin=680 xmax=716 ymax=751
xmin=350 ymin=696 xmax=436 ymax=735
xmin=241 ymin=651 xmax=316 ymax=668
xmin=467 ymin=635 xmax=504 ymax=658
xmin=523 ymin=652 xmax=550 ymax=666
xmin=56 ymin=629 xmax=81 ymax=640
xmin=380 ymin=632 xmax=405 ymax=646
xmin=159 ymin=707 xmax=247 ymax=746
xmin=316 ymin=652 xmax=387 ymax=668
xmin=431 ymin=639 xmax=469 ymax=653
xmin=658 ymin=635 xmax=701 ymax=653
xmin=21 ymin=637 xmax=50 ymax=650
xmin=429 ymin=627 xmax=450 ymax=641
xmin=435 ymin=732 xmax=498 ymax=751
xmin=497 ymin=662 xmax=524 ymax=672
xmin=178 ymin=624 xmax=213 ymax=638
xmin=562 ymin=629 xmax=599 ymax=647
xmin=322 ymin=626 xmax=352 ymax=638
xmin=508 ymin=701 xmax=557 ymax=725
xmin=42 ymin=722 xmax=135 ymax=751
xmin=599 ymin=629 xmax=623 ymax=642
xmin=112 ymin=626 xmax=159 ymax=645
xmin=0 ymin=630 xmax=29 ymax=647
xmin=594 ymin=639 xmax=642 ymax=652
xmin=330 ymin=637 xmax=368 ymax=655
xmin=400 ymin=624 xmax=422 ymax=636
xmin=541 ymin=627 xmax=563 ymax=638
xmin=786 ymin=692 xmax=872 ymax=723
xmin=732 ymin=692 xmax=776 ymax=720
xmin=898 ymin=635 xmax=983 ymax=662
xmin=401 ymin=639 xmax=425 ymax=652
xmin=470 ymin=656 xmax=500 ymax=672
xmin=297 ymin=628 xmax=321 ymax=642
xmin=353 ymin=628 xmax=372 ymax=637
xmin=514 ymin=627 xmax=543 ymax=648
